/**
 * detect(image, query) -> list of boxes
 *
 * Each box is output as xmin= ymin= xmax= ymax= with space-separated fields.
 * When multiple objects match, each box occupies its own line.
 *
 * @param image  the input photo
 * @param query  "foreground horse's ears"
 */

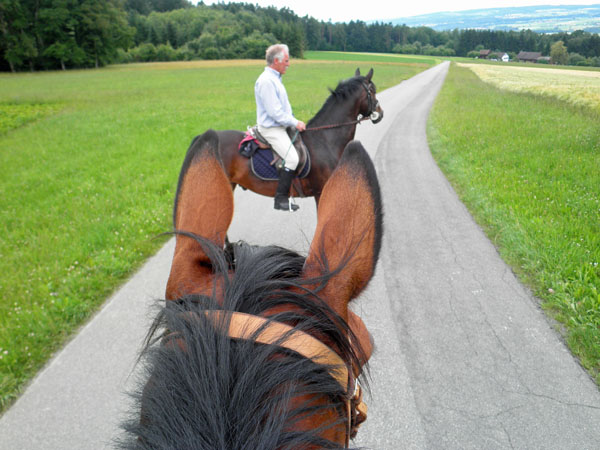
xmin=166 ymin=129 xmax=234 ymax=299
xmin=355 ymin=68 xmax=361 ymax=77
xmin=303 ymin=140 xmax=382 ymax=319
xmin=173 ymin=129 xmax=233 ymax=245
xmin=366 ymin=68 xmax=373 ymax=82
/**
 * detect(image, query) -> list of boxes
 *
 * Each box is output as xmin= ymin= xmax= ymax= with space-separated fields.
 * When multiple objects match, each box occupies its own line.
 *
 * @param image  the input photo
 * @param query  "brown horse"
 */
xmin=183 ymin=68 xmax=383 ymax=207
xmin=119 ymin=131 xmax=382 ymax=448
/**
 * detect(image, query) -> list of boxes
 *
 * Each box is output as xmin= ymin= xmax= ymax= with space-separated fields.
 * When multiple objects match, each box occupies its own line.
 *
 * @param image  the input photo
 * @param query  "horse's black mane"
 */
xmin=308 ymin=75 xmax=376 ymax=127
xmin=118 ymin=235 xmax=367 ymax=449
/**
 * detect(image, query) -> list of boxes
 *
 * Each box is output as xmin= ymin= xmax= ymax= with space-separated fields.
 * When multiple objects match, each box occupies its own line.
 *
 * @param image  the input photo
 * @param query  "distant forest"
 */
xmin=2 ymin=0 xmax=600 ymax=72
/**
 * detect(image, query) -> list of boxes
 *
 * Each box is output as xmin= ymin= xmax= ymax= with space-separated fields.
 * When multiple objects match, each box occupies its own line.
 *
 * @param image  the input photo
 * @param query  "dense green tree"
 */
xmin=149 ymin=0 xmax=190 ymax=13
xmin=589 ymin=34 xmax=600 ymax=57
xmin=0 ymin=0 xmax=38 ymax=71
xmin=126 ymin=0 xmax=152 ymax=15
xmin=1 ymin=0 xmax=134 ymax=70
xmin=76 ymin=0 xmax=134 ymax=68
xmin=39 ymin=0 xmax=86 ymax=70
xmin=304 ymin=17 xmax=324 ymax=49
xmin=346 ymin=21 xmax=369 ymax=52
xmin=568 ymin=52 xmax=587 ymax=66
xmin=551 ymin=40 xmax=568 ymax=65
xmin=330 ymin=24 xmax=347 ymax=51
xmin=165 ymin=20 xmax=177 ymax=46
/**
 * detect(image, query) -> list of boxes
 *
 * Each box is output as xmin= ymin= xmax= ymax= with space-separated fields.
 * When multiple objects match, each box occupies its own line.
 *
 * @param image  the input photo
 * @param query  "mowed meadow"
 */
xmin=428 ymin=63 xmax=600 ymax=383
xmin=0 ymin=55 xmax=431 ymax=411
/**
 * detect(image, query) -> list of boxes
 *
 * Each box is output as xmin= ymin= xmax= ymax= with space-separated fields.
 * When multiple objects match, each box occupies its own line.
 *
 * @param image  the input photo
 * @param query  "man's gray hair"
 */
xmin=266 ymin=44 xmax=289 ymax=65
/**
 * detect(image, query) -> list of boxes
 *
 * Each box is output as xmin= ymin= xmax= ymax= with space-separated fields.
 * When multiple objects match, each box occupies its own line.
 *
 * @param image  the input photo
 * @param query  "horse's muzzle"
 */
xmin=370 ymin=108 xmax=383 ymax=124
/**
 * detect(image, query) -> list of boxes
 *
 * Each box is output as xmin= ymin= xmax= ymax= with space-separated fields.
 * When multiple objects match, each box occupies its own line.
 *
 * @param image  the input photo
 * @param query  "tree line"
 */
xmin=0 ymin=0 xmax=134 ymax=72
xmin=2 ymin=0 xmax=600 ymax=72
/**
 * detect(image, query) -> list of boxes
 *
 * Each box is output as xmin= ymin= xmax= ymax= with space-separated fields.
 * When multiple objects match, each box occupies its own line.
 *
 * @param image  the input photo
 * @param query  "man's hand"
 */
xmin=296 ymin=121 xmax=306 ymax=132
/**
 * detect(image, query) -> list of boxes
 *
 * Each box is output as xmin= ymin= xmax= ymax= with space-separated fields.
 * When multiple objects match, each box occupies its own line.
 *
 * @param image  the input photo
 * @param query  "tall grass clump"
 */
xmin=0 ymin=57 xmax=429 ymax=412
xmin=428 ymin=64 xmax=600 ymax=383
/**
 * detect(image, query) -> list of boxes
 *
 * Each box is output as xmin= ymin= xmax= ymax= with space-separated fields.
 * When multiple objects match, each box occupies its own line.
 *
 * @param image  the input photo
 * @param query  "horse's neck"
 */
xmin=311 ymin=96 xmax=360 ymax=127
xmin=307 ymin=97 xmax=360 ymax=153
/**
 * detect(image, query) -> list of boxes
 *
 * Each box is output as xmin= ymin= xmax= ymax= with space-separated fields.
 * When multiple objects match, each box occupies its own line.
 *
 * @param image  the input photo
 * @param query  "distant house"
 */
xmin=517 ymin=51 xmax=542 ymax=63
xmin=498 ymin=52 xmax=510 ymax=62
xmin=479 ymin=50 xmax=509 ymax=62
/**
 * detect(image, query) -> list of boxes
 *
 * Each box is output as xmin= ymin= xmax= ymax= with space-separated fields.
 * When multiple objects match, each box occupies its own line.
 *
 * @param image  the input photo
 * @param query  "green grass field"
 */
xmin=304 ymin=50 xmax=440 ymax=66
xmin=0 ymin=56 xmax=429 ymax=411
xmin=428 ymin=63 xmax=600 ymax=383
xmin=4 ymin=51 xmax=598 ymax=412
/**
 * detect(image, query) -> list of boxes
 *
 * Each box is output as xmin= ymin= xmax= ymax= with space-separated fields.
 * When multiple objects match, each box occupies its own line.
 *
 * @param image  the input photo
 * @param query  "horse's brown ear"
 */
xmin=355 ymin=68 xmax=361 ymax=77
xmin=166 ymin=130 xmax=234 ymax=299
xmin=303 ymin=140 xmax=382 ymax=319
xmin=366 ymin=68 xmax=373 ymax=82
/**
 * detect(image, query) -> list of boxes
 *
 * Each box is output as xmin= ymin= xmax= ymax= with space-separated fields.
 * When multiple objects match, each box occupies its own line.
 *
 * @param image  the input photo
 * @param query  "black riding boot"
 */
xmin=274 ymin=167 xmax=299 ymax=211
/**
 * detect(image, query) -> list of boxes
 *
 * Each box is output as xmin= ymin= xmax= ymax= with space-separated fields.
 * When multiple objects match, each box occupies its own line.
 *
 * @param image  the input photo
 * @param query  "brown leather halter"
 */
xmin=174 ymin=310 xmax=368 ymax=447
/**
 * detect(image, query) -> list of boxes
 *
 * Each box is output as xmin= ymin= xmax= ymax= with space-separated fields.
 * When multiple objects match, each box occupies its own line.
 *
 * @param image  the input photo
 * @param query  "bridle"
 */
xmin=304 ymin=80 xmax=381 ymax=132
xmin=361 ymin=80 xmax=380 ymax=122
xmin=171 ymin=310 xmax=368 ymax=447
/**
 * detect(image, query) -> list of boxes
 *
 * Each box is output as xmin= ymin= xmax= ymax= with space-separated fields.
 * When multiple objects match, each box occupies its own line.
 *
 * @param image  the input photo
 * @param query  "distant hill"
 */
xmin=386 ymin=4 xmax=600 ymax=33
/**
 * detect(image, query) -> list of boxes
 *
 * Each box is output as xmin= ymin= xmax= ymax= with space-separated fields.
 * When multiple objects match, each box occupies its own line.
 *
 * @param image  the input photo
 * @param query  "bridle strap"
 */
xmin=197 ymin=310 xmax=349 ymax=389
xmin=362 ymin=81 xmax=376 ymax=117
xmin=175 ymin=310 xmax=367 ymax=447
xmin=305 ymin=116 xmax=370 ymax=132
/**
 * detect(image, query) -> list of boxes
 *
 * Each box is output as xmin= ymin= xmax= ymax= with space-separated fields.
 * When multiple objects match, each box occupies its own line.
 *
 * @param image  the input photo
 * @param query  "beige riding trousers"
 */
xmin=257 ymin=125 xmax=299 ymax=171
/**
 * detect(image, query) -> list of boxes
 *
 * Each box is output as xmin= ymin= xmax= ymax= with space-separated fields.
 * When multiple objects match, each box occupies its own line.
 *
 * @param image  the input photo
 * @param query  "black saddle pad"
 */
xmin=250 ymin=148 xmax=310 ymax=181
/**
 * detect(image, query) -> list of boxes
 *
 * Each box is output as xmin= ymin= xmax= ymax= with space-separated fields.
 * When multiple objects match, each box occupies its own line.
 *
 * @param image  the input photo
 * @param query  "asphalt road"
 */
xmin=2 ymin=61 xmax=599 ymax=449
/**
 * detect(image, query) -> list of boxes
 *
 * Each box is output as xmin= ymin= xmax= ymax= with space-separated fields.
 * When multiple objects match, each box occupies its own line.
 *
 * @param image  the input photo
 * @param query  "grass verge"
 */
xmin=0 ymin=57 xmax=431 ymax=412
xmin=428 ymin=63 xmax=600 ymax=383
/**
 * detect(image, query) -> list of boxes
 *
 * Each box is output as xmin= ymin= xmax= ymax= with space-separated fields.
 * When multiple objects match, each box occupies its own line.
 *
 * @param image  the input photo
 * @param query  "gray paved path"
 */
xmin=359 ymin=61 xmax=600 ymax=449
xmin=1 ymin=62 xmax=599 ymax=449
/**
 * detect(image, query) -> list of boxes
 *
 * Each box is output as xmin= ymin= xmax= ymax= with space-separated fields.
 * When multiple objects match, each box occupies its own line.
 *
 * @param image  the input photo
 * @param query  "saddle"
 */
xmin=239 ymin=126 xmax=310 ymax=181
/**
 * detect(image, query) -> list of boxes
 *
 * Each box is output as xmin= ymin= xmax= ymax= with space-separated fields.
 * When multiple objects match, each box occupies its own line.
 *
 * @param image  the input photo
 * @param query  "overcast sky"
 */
xmin=198 ymin=1 xmax=599 ymax=23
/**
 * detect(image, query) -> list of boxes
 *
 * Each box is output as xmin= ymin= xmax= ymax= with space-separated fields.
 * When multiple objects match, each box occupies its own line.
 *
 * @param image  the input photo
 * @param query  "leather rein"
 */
xmin=171 ymin=310 xmax=367 ymax=447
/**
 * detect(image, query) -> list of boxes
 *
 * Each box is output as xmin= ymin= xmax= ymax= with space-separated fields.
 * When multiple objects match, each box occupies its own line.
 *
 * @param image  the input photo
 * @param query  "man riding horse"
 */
xmin=255 ymin=43 xmax=306 ymax=212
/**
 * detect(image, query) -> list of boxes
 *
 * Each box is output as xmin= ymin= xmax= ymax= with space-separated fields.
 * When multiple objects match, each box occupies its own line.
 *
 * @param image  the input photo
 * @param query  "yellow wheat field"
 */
xmin=459 ymin=63 xmax=600 ymax=111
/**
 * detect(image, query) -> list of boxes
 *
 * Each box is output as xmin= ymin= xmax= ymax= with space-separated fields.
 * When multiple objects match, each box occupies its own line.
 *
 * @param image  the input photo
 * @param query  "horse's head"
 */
xmin=355 ymin=68 xmax=384 ymax=124
xmin=125 ymin=131 xmax=382 ymax=448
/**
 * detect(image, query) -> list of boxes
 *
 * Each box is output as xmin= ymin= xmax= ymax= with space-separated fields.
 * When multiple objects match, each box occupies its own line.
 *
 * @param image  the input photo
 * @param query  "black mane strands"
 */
xmin=118 ymin=237 xmax=365 ymax=450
